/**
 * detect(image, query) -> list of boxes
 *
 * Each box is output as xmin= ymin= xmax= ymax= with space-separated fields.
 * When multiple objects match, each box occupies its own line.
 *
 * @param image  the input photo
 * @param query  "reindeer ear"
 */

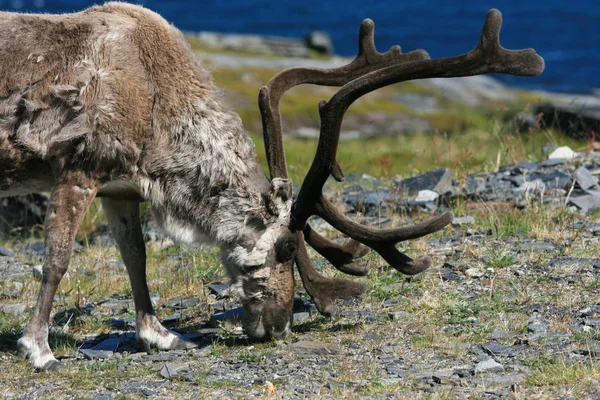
xmin=266 ymin=178 xmax=293 ymax=216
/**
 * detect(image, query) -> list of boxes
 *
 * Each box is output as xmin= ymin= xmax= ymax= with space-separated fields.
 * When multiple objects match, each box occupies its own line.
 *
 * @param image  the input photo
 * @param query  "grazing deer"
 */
xmin=0 ymin=2 xmax=544 ymax=370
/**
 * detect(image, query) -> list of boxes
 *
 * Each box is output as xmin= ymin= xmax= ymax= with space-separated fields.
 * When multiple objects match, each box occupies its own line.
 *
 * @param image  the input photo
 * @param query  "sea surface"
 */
xmin=1 ymin=0 xmax=597 ymax=94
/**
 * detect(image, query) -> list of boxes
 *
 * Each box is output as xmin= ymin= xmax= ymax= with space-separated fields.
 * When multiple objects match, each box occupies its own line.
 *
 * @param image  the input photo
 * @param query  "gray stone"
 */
xmin=548 ymin=146 xmax=576 ymax=160
xmin=517 ymin=162 xmax=538 ymax=171
xmin=514 ymin=179 xmax=546 ymax=195
xmin=293 ymin=312 xmax=310 ymax=323
xmin=98 ymin=298 xmax=134 ymax=312
xmin=167 ymin=297 xmax=201 ymax=310
xmin=0 ymin=246 xmax=14 ymax=256
xmin=528 ymin=321 xmax=549 ymax=333
xmin=584 ymin=318 xmax=600 ymax=327
xmin=474 ymin=358 xmax=504 ymax=374
xmin=80 ymin=349 xmax=115 ymax=360
xmin=143 ymin=353 xmax=183 ymax=362
xmin=415 ymin=189 xmax=439 ymax=202
xmin=109 ymin=317 xmax=136 ymax=329
xmin=439 ymin=268 xmax=465 ymax=282
xmin=209 ymin=306 xmax=245 ymax=328
xmin=575 ymin=166 xmax=598 ymax=189
xmin=305 ymin=31 xmax=333 ymax=54
xmin=388 ymin=311 xmax=410 ymax=321
xmin=92 ymin=336 xmax=122 ymax=351
xmin=477 ymin=373 xmax=525 ymax=387
xmin=162 ymin=313 xmax=191 ymax=326
xmin=536 ymin=101 xmax=600 ymax=141
xmin=464 ymin=268 xmax=485 ymax=278
xmin=395 ymin=168 xmax=454 ymax=198
xmin=549 ymin=257 xmax=600 ymax=270
xmin=0 ymin=303 xmax=26 ymax=314
xmin=569 ymin=195 xmax=600 ymax=213
xmin=32 ymin=264 xmax=43 ymax=280
xmin=452 ymin=216 xmax=475 ymax=226
xmin=542 ymin=171 xmax=572 ymax=190
xmin=27 ymin=242 xmax=45 ymax=255
xmin=290 ymin=340 xmax=339 ymax=356
xmin=540 ymin=158 xmax=567 ymax=167
xmin=464 ymin=176 xmax=486 ymax=197
xmin=482 ymin=342 xmax=513 ymax=356
xmin=489 ymin=327 xmax=512 ymax=340
xmin=520 ymin=241 xmax=555 ymax=252
xmin=160 ymin=362 xmax=191 ymax=379
xmin=207 ymin=282 xmax=230 ymax=298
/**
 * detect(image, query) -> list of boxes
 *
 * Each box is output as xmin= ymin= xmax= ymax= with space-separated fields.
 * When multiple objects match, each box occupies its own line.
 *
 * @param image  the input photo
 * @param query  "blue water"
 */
xmin=1 ymin=0 xmax=598 ymax=94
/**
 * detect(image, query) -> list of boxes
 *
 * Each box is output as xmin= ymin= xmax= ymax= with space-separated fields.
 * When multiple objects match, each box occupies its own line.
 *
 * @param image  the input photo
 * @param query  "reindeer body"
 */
xmin=0 ymin=3 xmax=543 ymax=371
xmin=1 ymin=3 xmax=297 ymax=370
xmin=0 ymin=3 xmax=270 ymax=240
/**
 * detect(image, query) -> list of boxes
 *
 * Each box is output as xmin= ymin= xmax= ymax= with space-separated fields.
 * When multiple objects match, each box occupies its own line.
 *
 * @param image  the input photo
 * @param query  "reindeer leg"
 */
xmin=101 ymin=198 xmax=196 ymax=352
xmin=17 ymin=174 xmax=97 ymax=370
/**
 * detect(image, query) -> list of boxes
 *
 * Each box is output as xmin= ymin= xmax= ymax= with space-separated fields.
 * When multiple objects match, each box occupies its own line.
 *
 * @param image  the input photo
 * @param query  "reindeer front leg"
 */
xmin=100 ymin=198 xmax=196 ymax=352
xmin=17 ymin=173 xmax=98 ymax=370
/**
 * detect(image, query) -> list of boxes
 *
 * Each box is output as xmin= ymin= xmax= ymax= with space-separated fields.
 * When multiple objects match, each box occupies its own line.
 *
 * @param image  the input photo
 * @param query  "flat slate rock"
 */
xmin=394 ymin=167 xmax=454 ymax=197
xmin=474 ymin=358 xmax=504 ymax=374
xmin=207 ymin=282 xmax=230 ymax=298
xmin=549 ymin=257 xmax=600 ymax=269
xmin=167 ymin=297 xmax=201 ymax=310
xmin=160 ymin=362 xmax=192 ymax=379
xmin=290 ymin=340 xmax=339 ymax=356
xmin=575 ymin=166 xmax=599 ymax=190
xmin=482 ymin=342 xmax=514 ymax=356
xmin=92 ymin=336 xmax=124 ymax=352
xmin=475 ymin=373 xmax=525 ymax=387
xmin=209 ymin=306 xmax=245 ymax=328
xmin=80 ymin=349 xmax=115 ymax=360
xmin=0 ymin=246 xmax=14 ymax=256
xmin=0 ymin=303 xmax=27 ymax=314
xmin=569 ymin=195 xmax=600 ymax=213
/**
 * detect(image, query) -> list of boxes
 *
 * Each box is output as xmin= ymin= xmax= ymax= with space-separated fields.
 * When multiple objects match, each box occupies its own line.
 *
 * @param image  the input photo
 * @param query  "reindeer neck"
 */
xmin=141 ymin=98 xmax=272 ymax=246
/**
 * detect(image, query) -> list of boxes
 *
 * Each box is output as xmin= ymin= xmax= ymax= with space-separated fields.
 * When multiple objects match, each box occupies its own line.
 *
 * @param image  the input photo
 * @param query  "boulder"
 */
xmin=394 ymin=168 xmax=454 ymax=198
xmin=536 ymin=98 xmax=600 ymax=141
xmin=305 ymin=31 xmax=333 ymax=54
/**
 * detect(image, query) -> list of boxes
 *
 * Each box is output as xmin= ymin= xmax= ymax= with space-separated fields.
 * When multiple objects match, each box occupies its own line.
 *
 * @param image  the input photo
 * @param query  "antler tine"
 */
xmin=295 ymin=233 xmax=367 ymax=316
xmin=259 ymin=19 xmax=430 ymax=180
xmin=291 ymin=9 xmax=543 ymax=274
xmin=315 ymin=197 xmax=454 ymax=275
xmin=303 ymin=225 xmax=370 ymax=276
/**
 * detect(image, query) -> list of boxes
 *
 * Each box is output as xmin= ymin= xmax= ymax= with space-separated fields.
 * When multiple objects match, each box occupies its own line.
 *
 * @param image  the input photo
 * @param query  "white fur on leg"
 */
xmin=17 ymin=327 xmax=58 ymax=369
xmin=136 ymin=315 xmax=181 ymax=350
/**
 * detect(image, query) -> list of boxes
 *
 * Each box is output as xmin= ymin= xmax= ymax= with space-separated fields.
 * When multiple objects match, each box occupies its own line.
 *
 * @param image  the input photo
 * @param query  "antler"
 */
xmin=259 ymin=9 xmax=544 ymax=315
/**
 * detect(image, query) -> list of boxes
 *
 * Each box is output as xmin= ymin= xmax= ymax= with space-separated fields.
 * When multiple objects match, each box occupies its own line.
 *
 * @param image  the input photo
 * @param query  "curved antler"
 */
xmin=259 ymin=9 xmax=544 ymax=314
xmin=259 ymin=19 xmax=430 ymax=180
xmin=259 ymin=16 xmax=431 ymax=308
xmin=291 ymin=9 xmax=543 ymax=273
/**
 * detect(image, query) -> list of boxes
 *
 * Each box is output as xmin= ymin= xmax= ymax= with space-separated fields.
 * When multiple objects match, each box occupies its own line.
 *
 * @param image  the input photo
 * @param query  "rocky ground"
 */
xmin=2 ymin=148 xmax=600 ymax=399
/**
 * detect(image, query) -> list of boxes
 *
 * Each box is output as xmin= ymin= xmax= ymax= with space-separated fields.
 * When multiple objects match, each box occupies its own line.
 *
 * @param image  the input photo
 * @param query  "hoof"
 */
xmin=170 ymin=336 xmax=197 ymax=350
xmin=39 ymin=359 xmax=64 ymax=371
xmin=16 ymin=346 xmax=28 ymax=360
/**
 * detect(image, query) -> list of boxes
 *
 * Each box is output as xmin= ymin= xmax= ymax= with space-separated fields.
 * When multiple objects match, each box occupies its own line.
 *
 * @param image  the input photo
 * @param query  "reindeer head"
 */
xmin=227 ymin=9 xmax=544 ymax=340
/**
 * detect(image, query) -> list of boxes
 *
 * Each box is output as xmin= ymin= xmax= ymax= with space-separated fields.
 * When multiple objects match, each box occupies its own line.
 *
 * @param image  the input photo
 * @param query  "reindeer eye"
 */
xmin=275 ymin=236 xmax=297 ymax=263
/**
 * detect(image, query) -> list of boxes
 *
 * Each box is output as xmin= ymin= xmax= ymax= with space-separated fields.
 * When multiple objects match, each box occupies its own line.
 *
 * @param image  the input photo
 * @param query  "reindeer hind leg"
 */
xmin=17 ymin=173 xmax=98 ymax=370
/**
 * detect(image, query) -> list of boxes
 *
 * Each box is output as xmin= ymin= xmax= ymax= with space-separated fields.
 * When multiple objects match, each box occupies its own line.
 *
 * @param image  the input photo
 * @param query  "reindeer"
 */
xmin=0 ymin=2 xmax=544 ymax=370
